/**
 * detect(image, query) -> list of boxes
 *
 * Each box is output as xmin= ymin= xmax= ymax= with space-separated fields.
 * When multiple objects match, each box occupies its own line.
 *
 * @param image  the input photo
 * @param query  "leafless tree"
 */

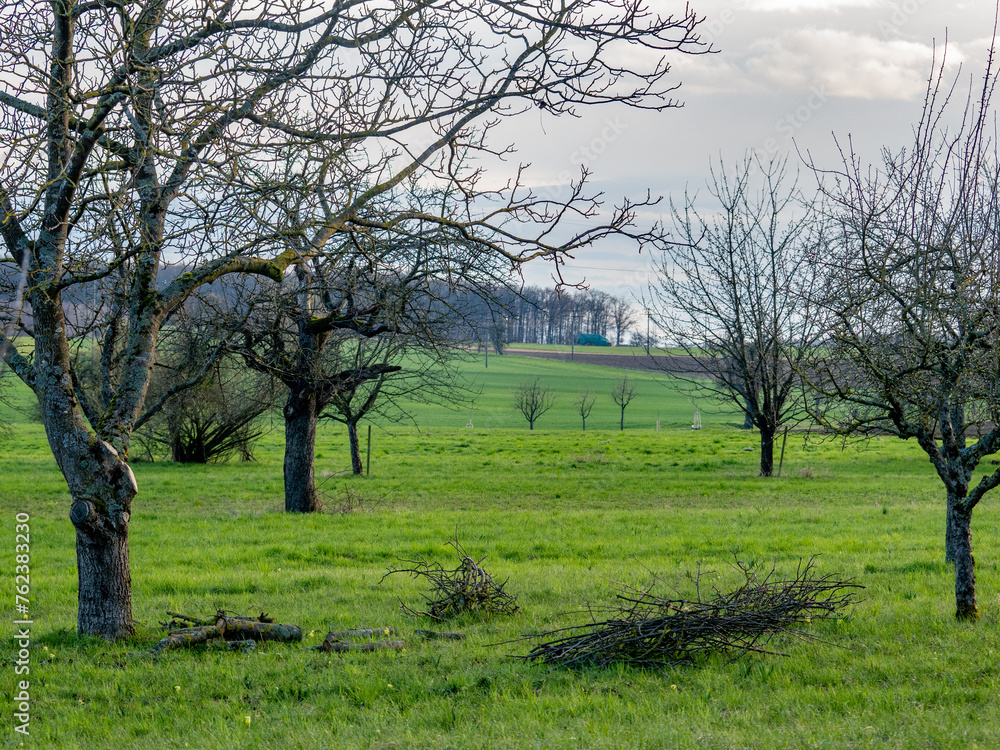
xmin=0 ymin=0 xmax=710 ymax=637
xmin=611 ymin=298 xmax=637 ymax=346
xmin=224 ymin=179 xmax=504 ymax=508
xmin=574 ymin=388 xmax=597 ymax=430
xmin=805 ymin=49 xmax=1000 ymax=620
xmin=322 ymin=333 xmax=470 ymax=476
xmin=645 ymin=153 xmax=823 ymax=476
xmin=512 ymin=377 xmax=557 ymax=430
xmin=611 ymin=374 xmax=637 ymax=431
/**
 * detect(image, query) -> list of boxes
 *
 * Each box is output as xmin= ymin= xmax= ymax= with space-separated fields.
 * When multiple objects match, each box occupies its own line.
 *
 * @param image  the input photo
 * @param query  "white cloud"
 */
xmin=671 ymin=28 xmax=951 ymax=99
xmin=747 ymin=29 xmax=959 ymax=99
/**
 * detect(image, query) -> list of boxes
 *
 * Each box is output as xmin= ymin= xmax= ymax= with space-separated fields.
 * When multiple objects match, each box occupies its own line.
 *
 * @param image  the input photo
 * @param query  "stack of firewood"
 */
xmin=151 ymin=610 xmax=302 ymax=654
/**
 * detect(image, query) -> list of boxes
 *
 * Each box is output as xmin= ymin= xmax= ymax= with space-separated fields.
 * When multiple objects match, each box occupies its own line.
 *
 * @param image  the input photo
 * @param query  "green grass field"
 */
xmin=376 ymin=352 xmax=727 ymax=431
xmin=2 ymin=355 xmax=999 ymax=749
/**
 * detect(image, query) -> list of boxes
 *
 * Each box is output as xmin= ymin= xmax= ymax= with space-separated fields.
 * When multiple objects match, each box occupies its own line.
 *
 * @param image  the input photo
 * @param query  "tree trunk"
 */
xmin=71 ymin=499 xmax=134 ymax=638
xmin=59 ymin=440 xmax=139 ymax=639
xmin=950 ymin=506 xmax=978 ymax=620
xmin=620 ymin=407 xmax=625 ymax=431
xmin=348 ymin=421 xmax=363 ymax=475
xmin=283 ymin=387 xmax=320 ymax=512
xmin=35 ymin=368 xmax=139 ymax=639
xmin=945 ymin=490 xmax=957 ymax=564
xmin=759 ymin=425 xmax=775 ymax=477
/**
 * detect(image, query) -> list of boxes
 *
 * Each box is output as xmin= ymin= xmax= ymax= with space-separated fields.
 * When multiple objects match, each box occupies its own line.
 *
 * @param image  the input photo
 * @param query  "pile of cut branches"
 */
xmin=152 ymin=610 xmax=301 ymax=655
xmin=518 ymin=557 xmax=862 ymax=669
xmin=383 ymin=537 xmax=520 ymax=621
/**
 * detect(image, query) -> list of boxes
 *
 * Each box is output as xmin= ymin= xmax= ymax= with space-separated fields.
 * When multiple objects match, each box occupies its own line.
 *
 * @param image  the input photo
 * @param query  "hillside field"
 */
xmin=2 ymin=354 xmax=1000 ymax=749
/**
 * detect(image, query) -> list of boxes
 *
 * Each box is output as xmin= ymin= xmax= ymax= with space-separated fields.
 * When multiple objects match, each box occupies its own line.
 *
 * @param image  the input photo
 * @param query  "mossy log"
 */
xmin=151 ymin=625 xmax=223 ymax=654
xmin=151 ymin=619 xmax=301 ymax=654
xmin=315 ymin=637 xmax=406 ymax=653
xmin=326 ymin=627 xmax=396 ymax=639
xmin=218 ymin=617 xmax=302 ymax=643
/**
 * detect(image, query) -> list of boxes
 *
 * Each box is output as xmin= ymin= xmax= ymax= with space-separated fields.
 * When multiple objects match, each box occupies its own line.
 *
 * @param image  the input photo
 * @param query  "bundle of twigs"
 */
xmin=383 ymin=537 xmax=520 ymax=620
xmin=518 ymin=557 xmax=862 ymax=669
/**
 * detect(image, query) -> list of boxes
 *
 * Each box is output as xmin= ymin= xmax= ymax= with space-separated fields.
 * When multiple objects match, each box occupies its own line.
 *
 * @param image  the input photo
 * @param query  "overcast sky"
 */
xmin=504 ymin=0 xmax=998 ymax=300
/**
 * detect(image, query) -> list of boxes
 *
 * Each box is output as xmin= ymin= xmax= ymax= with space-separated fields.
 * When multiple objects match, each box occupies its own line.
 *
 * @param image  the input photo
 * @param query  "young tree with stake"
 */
xmin=575 ymin=388 xmax=597 ymax=430
xmin=611 ymin=374 xmax=637 ymax=431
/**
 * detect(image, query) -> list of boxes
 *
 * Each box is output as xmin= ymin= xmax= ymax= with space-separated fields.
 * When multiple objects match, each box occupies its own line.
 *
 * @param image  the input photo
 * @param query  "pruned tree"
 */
xmin=646 ymin=153 xmax=823 ymax=476
xmin=574 ymin=388 xmax=597 ymax=430
xmin=611 ymin=374 xmax=637 ymax=431
xmin=0 ymin=0 xmax=709 ymax=638
xmin=805 ymin=50 xmax=1000 ymax=620
xmin=512 ymin=377 xmax=557 ymax=430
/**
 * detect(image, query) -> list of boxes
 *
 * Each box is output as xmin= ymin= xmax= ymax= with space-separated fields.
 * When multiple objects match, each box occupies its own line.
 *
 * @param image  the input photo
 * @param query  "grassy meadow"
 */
xmin=2 ymin=353 xmax=1000 ymax=748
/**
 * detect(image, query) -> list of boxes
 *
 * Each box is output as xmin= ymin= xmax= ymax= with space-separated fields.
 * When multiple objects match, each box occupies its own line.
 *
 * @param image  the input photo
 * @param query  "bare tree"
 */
xmin=512 ymin=377 xmax=557 ymax=430
xmin=646 ymin=153 xmax=823 ymax=476
xmin=0 ymin=1 xmax=709 ymax=637
xmin=611 ymin=374 xmax=637 ymax=431
xmin=611 ymin=298 xmax=637 ymax=346
xmin=574 ymin=388 xmax=597 ymax=430
xmin=805 ymin=50 xmax=1000 ymax=620
xmin=226 ymin=183 xmax=509 ymax=509
xmin=322 ymin=334 xmax=470 ymax=476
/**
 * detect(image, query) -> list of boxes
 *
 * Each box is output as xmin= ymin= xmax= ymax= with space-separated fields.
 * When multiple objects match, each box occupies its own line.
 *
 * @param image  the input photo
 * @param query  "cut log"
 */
xmin=151 ymin=625 xmax=222 ymax=654
xmin=161 ymin=610 xmax=275 ymax=629
xmin=218 ymin=639 xmax=257 ymax=653
xmin=414 ymin=630 xmax=466 ymax=640
xmin=315 ymin=637 xmax=406 ymax=653
xmin=218 ymin=618 xmax=302 ymax=643
xmin=151 ymin=616 xmax=302 ymax=654
xmin=326 ymin=627 xmax=396 ymax=640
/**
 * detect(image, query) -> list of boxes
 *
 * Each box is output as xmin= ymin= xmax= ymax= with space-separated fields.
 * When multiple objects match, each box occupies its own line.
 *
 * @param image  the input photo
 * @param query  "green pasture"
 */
xmin=2 ymin=355 xmax=1000 ymax=749
xmin=381 ymin=352 xmax=721 ymax=431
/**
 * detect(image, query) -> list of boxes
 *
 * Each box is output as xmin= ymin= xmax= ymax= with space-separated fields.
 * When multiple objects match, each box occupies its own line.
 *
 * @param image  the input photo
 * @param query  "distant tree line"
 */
xmin=456 ymin=286 xmax=638 ymax=348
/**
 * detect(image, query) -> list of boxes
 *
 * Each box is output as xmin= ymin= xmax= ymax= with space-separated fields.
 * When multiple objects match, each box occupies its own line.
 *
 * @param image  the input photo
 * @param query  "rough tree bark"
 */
xmin=950 ymin=507 xmax=978 ymax=619
xmin=283 ymin=386 xmax=322 ymax=513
